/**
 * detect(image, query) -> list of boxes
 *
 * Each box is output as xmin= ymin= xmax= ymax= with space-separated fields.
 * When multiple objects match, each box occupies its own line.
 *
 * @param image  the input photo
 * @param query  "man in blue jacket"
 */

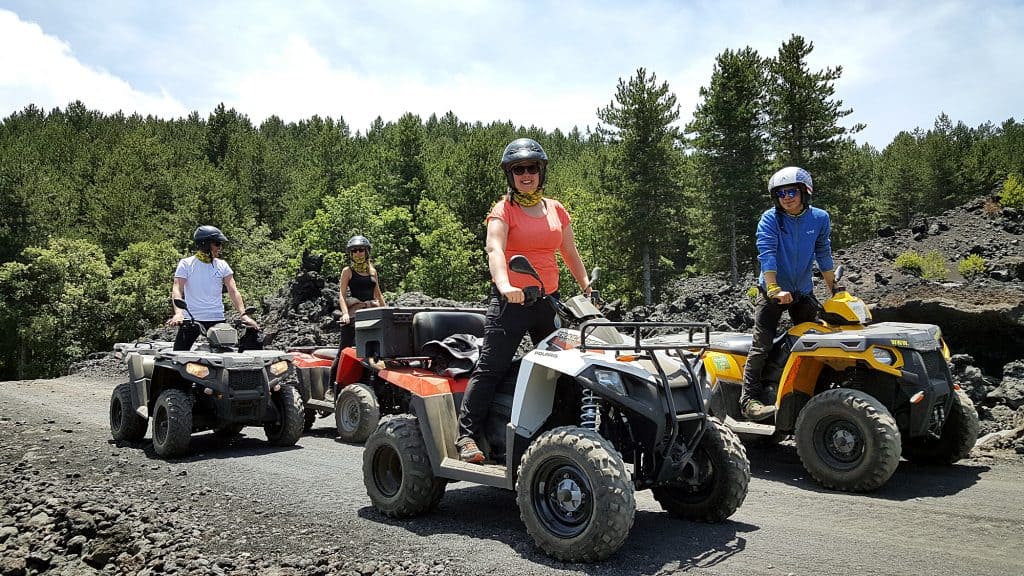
xmin=741 ymin=167 xmax=836 ymax=420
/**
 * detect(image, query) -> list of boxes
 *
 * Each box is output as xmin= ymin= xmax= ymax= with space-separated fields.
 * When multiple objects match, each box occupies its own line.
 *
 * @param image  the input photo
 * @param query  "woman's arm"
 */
xmin=559 ymin=223 xmax=591 ymax=295
xmin=486 ymin=218 xmax=524 ymax=304
xmin=223 ymin=275 xmax=258 ymax=327
xmin=168 ymin=277 xmax=187 ymax=325
xmin=373 ymin=275 xmax=386 ymax=308
xmin=338 ymin=268 xmax=353 ymax=322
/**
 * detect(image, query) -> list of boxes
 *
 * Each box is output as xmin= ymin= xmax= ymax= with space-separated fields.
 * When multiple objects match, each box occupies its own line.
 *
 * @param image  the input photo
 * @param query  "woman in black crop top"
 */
xmin=337 ymin=235 xmax=386 ymax=349
xmin=330 ymin=236 xmax=387 ymax=384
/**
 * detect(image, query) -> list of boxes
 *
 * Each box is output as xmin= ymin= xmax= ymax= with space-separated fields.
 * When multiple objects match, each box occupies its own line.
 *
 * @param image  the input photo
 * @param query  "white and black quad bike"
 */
xmin=109 ymin=299 xmax=303 ymax=458
xmin=361 ymin=256 xmax=750 ymax=562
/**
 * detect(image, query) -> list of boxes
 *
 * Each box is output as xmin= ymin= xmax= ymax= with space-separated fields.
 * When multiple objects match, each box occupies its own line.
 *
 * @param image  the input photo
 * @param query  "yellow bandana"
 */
xmin=512 ymin=189 xmax=543 ymax=207
xmin=194 ymin=250 xmax=213 ymax=264
xmin=351 ymin=253 xmax=370 ymax=275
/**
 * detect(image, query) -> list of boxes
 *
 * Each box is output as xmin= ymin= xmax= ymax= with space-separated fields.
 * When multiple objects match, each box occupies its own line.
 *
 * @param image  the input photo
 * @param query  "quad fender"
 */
xmin=126 ymin=354 xmax=151 ymax=418
xmin=701 ymin=351 xmax=745 ymax=385
xmin=337 ymin=347 xmax=365 ymax=385
xmin=775 ymin=347 xmax=902 ymax=430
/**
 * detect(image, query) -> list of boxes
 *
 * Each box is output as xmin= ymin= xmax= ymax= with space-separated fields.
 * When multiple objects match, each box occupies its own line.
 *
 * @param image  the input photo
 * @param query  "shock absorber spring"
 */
xmin=580 ymin=388 xmax=601 ymax=430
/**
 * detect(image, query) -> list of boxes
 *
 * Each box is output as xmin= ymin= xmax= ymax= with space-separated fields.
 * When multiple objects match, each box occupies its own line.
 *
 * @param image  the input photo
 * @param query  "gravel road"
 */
xmin=2 ymin=376 xmax=1022 ymax=576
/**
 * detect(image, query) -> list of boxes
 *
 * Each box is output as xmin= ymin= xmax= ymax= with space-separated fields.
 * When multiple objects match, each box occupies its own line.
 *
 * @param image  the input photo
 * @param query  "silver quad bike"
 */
xmin=109 ymin=298 xmax=303 ymax=458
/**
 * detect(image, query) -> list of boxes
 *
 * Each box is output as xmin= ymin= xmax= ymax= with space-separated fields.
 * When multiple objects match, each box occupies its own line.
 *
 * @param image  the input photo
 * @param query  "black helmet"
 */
xmin=500 ymin=138 xmax=549 ymax=189
xmin=346 ymin=235 xmax=371 ymax=255
xmin=193 ymin=225 xmax=227 ymax=250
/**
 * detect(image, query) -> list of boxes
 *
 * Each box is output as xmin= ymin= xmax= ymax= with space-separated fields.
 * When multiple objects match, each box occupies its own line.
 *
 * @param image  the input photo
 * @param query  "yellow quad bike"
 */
xmin=667 ymin=267 xmax=979 ymax=492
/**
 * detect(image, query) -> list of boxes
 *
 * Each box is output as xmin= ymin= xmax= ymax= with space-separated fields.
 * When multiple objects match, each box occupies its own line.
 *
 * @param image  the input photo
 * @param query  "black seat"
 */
xmin=312 ymin=348 xmax=338 ymax=359
xmin=413 ymin=311 xmax=485 ymax=354
xmin=707 ymin=334 xmax=755 ymax=355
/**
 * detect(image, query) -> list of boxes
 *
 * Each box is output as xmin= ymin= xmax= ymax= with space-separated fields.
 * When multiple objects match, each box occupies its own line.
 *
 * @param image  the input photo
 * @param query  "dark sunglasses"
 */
xmin=775 ymin=186 xmax=801 ymax=199
xmin=511 ymin=164 xmax=540 ymax=176
xmin=350 ymin=247 xmax=367 ymax=253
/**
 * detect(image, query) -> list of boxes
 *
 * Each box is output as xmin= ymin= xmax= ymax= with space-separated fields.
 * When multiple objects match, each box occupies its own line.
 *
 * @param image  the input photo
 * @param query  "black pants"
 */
xmin=173 ymin=320 xmax=222 ymax=351
xmin=458 ymin=287 xmax=558 ymax=441
xmin=740 ymin=293 xmax=818 ymax=405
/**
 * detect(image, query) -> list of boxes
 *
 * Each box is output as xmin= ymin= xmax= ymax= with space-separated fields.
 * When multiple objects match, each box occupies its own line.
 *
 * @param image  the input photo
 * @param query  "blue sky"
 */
xmin=1 ymin=1 xmax=1021 ymax=149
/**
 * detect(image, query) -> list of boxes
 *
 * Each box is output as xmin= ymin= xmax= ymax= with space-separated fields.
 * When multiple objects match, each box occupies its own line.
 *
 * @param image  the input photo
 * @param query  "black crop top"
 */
xmin=348 ymin=271 xmax=377 ymax=302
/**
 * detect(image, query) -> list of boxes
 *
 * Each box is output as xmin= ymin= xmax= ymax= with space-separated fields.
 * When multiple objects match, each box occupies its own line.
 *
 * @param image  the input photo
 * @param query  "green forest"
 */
xmin=2 ymin=35 xmax=1023 ymax=380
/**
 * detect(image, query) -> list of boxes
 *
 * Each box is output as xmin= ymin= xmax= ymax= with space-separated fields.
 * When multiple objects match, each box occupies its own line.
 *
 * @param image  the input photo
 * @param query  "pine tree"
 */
xmin=597 ymin=68 xmax=684 ymax=304
xmin=766 ymin=35 xmax=863 ymax=182
xmin=687 ymin=48 xmax=769 ymax=284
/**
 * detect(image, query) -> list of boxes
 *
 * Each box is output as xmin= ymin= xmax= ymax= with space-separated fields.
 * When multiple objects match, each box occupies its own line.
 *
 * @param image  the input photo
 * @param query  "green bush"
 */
xmin=895 ymin=250 xmax=947 ymax=280
xmin=958 ymin=254 xmax=986 ymax=279
xmin=999 ymin=173 xmax=1024 ymax=209
xmin=921 ymin=251 xmax=948 ymax=281
xmin=894 ymin=250 xmax=924 ymax=275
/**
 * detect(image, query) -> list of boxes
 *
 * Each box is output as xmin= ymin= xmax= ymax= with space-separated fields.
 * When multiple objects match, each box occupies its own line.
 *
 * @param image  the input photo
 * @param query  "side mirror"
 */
xmin=173 ymin=298 xmax=188 ymax=311
xmin=589 ymin=267 xmax=600 ymax=287
xmin=831 ymin=265 xmax=846 ymax=296
xmin=509 ymin=255 xmax=539 ymax=279
xmin=244 ymin=306 xmax=258 ymax=317
xmin=509 ymin=255 xmax=545 ymax=296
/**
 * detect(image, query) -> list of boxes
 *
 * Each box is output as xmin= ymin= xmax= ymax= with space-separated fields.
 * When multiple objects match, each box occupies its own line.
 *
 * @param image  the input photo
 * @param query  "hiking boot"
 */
xmin=456 ymin=437 xmax=485 ymax=464
xmin=741 ymin=399 xmax=777 ymax=421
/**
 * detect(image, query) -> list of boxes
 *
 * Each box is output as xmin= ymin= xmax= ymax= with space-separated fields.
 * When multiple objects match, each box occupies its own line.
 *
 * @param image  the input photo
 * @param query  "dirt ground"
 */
xmin=2 ymin=376 xmax=1023 ymax=576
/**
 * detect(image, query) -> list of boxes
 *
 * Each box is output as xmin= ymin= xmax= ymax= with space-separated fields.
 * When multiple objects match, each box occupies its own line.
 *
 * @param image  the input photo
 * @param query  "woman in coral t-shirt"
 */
xmin=456 ymin=137 xmax=592 ymax=463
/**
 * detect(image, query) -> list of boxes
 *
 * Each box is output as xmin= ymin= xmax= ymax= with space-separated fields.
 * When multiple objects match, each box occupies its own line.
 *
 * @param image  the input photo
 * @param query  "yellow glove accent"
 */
xmin=766 ymin=283 xmax=782 ymax=298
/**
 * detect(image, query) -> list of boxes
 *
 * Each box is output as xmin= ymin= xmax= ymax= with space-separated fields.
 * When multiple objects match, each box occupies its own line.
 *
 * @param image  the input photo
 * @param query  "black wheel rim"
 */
xmin=531 ymin=456 xmax=593 ymax=539
xmin=372 ymin=445 xmax=402 ymax=498
xmin=266 ymin=393 xmax=283 ymax=436
xmin=154 ymin=405 xmax=168 ymax=445
xmin=110 ymin=397 xmax=123 ymax=431
xmin=813 ymin=416 xmax=865 ymax=469
xmin=674 ymin=447 xmax=716 ymax=502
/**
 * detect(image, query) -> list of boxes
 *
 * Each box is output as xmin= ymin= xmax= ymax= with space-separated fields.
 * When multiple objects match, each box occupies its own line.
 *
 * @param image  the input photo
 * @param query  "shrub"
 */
xmin=895 ymin=250 xmax=947 ymax=280
xmin=921 ymin=251 xmax=948 ymax=281
xmin=958 ymin=254 xmax=986 ymax=279
xmin=999 ymin=173 xmax=1024 ymax=209
xmin=894 ymin=250 xmax=924 ymax=275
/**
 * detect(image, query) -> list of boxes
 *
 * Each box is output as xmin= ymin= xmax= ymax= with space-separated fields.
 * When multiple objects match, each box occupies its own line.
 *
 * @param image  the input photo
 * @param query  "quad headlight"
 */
xmin=593 ymin=369 xmax=627 ymax=395
xmin=269 ymin=360 xmax=290 ymax=376
xmin=871 ymin=347 xmax=896 ymax=366
xmin=185 ymin=362 xmax=210 ymax=378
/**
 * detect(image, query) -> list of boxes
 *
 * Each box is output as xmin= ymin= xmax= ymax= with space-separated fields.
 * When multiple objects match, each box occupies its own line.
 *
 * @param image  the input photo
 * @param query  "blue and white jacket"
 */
xmin=756 ymin=206 xmax=835 ymax=296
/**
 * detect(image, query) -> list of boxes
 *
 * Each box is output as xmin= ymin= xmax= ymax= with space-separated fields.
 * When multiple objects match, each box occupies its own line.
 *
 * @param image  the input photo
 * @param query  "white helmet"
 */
xmin=768 ymin=166 xmax=813 ymax=208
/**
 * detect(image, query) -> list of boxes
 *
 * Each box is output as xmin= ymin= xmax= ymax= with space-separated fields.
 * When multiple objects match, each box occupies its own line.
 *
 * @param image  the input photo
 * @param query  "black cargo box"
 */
xmin=354 ymin=307 xmax=486 ymax=359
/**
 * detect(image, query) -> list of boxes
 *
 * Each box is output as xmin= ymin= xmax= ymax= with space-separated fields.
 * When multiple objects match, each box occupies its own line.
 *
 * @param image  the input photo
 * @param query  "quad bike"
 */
xmin=361 ymin=256 xmax=750 ymax=562
xmin=286 ymin=346 xmax=337 ymax=432
xmin=662 ymin=266 xmax=979 ymax=492
xmin=109 ymin=298 xmax=304 ymax=458
xmin=288 ymin=306 xmax=486 ymax=441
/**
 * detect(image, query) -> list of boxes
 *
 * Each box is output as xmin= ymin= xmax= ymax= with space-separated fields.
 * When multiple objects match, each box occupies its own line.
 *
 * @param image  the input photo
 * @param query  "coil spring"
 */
xmin=580 ymin=388 xmax=600 ymax=430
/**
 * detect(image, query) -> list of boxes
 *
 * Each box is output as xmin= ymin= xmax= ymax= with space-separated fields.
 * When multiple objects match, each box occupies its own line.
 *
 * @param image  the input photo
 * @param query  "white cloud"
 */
xmin=227 ymin=34 xmax=606 ymax=134
xmin=2 ymin=1 xmax=1022 ymax=150
xmin=0 ymin=9 xmax=187 ymax=118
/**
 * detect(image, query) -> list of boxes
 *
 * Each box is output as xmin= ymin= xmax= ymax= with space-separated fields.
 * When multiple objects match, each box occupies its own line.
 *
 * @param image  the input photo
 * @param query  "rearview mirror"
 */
xmin=244 ymin=306 xmax=257 ymax=316
xmin=509 ymin=255 xmax=540 ymax=280
xmin=173 ymin=298 xmax=188 ymax=311
xmin=834 ymin=265 xmax=845 ymax=283
xmin=589 ymin=267 xmax=600 ymax=287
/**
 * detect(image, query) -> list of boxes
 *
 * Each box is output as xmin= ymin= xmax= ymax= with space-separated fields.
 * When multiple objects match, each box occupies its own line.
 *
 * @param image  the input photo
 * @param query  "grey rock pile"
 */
xmin=0 ymin=416 xmax=459 ymax=576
